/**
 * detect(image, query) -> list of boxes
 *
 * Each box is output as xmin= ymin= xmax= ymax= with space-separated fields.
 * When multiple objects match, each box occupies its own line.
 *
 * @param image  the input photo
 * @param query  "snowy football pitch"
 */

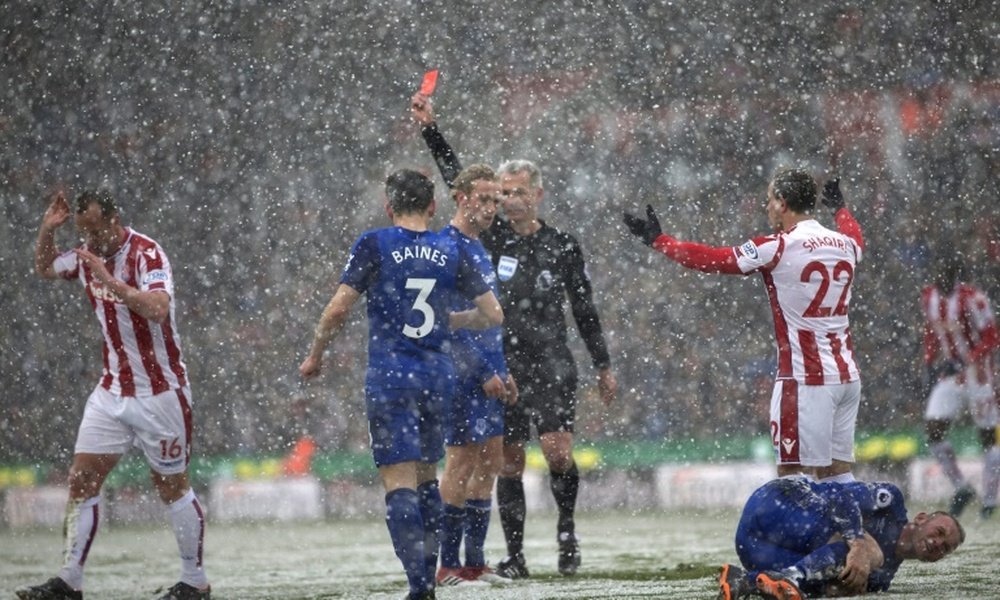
xmin=2 ymin=507 xmax=997 ymax=599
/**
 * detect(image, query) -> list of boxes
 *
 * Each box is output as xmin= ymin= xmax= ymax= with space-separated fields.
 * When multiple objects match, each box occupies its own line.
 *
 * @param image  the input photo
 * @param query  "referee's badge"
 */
xmin=497 ymin=255 xmax=518 ymax=281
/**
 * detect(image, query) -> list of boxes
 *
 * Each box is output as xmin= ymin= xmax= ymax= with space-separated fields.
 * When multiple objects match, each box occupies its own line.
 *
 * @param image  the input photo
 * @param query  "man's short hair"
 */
xmin=929 ymin=510 xmax=966 ymax=545
xmin=771 ymin=168 xmax=817 ymax=213
xmin=385 ymin=169 xmax=434 ymax=215
xmin=498 ymin=159 xmax=543 ymax=189
xmin=75 ymin=189 xmax=118 ymax=217
xmin=451 ymin=164 xmax=496 ymax=201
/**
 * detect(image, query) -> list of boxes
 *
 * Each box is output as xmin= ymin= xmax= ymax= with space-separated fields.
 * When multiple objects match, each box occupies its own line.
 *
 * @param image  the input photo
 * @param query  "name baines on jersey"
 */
xmin=52 ymin=228 xmax=187 ymax=397
xmin=734 ymin=220 xmax=863 ymax=385
xmin=340 ymin=226 xmax=492 ymax=392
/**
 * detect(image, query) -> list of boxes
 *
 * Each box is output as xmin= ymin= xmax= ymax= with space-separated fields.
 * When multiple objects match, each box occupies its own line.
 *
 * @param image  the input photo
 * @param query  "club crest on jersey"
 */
xmin=497 ymin=255 xmax=518 ymax=281
xmin=740 ymin=240 xmax=759 ymax=260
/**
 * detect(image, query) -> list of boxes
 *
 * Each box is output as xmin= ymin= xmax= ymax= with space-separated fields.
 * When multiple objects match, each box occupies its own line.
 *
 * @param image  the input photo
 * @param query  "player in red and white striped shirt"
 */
xmin=19 ymin=190 xmax=210 ymax=600
xmin=625 ymin=170 xmax=864 ymax=482
xmin=921 ymin=254 xmax=1000 ymax=519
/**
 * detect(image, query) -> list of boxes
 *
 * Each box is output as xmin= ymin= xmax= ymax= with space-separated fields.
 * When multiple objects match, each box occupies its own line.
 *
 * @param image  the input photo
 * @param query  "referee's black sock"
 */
xmin=550 ymin=462 xmax=579 ymax=537
xmin=496 ymin=476 xmax=526 ymax=556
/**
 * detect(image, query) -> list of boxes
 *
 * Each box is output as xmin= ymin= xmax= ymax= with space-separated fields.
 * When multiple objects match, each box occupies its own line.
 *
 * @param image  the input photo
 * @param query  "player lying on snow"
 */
xmin=717 ymin=477 xmax=964 ymax=599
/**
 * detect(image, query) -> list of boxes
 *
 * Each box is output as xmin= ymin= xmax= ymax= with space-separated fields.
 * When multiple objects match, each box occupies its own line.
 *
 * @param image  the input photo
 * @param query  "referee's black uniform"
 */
xmin=420 ymin=122 xmax=612 ymax=573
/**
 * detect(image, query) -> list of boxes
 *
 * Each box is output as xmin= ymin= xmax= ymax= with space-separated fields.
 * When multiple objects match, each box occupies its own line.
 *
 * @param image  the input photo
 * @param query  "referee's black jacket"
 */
xmin=420 ymin=122 xmax=611 ymax=372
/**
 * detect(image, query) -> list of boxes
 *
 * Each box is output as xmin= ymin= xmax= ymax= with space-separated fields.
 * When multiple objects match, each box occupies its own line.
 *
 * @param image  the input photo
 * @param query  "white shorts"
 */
xmin=770 ymin=379 xmax=860 ymax=467
xmin=924 ymin=375 xmax=998 ymax=429
xmin=75 ymin=385 xmax=194 ymax=475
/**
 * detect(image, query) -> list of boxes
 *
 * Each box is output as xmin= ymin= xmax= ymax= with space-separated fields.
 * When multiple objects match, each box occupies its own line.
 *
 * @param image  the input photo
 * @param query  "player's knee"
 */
xmin=67 ymin=466 xmax=102 ymax=497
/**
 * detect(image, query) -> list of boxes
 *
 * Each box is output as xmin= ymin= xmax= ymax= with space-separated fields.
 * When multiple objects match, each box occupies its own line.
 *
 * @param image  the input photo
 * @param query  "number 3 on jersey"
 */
xmin=801 ymin=260 xmax=853 ymax=318
xmin=403 ymin=277 xmax=436 ymax=338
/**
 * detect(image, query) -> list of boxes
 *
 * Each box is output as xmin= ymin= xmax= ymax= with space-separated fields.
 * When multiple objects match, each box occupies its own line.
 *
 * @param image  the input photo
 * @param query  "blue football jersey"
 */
xmin=441 ymin=225 xmax=507 ymax=382
xmin=340 ymin=226 xmax=491 ymax=391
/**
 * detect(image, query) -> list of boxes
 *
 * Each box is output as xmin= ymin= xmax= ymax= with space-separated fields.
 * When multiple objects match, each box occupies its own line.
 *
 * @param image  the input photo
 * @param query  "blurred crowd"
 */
xmin=3 ymin=1 xmax=999 ymax=464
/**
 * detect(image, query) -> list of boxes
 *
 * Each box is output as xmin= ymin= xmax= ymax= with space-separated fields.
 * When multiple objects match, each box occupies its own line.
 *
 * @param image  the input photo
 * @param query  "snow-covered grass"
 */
xmin=2 ymin=506 xmax=994 ymax=599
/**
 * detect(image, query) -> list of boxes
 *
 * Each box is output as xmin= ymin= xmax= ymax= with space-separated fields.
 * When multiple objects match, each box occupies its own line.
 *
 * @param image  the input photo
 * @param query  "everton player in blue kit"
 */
xmin=718 ymin=478 xmax=964 ymax=599
xmin=436 ymin=164 xmax=518 ymax=585
xmin=300 ymin=169 xmax=503 ymax=600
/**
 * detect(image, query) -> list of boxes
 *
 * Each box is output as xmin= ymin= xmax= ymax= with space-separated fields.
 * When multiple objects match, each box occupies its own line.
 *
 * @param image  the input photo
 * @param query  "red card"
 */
xmin=419 ymin=70 xmax=439 ymax=95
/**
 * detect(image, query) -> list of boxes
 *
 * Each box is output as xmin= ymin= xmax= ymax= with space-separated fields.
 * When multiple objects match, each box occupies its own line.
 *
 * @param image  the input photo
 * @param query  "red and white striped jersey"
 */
xmin=922 ymin=283 xmax=998 ymax=385
xmin=53 ymin=228 xmax=188 ymax=397
xmin=734 ymin=219 xmax=863 ymax=385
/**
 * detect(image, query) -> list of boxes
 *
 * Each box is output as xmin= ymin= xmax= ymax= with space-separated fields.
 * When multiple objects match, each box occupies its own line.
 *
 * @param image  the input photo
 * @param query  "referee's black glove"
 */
xmin=821 ymin=178 xmax=844 ymax=212
xmin=623 ymin=204 xmax=662 ymax=246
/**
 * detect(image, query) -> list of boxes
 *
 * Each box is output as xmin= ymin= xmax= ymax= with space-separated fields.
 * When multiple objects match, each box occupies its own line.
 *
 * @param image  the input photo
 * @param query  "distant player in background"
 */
xmin=624 ymin=172 xmax=864 ymax=482
xmin=299 ymin=169 xmax=503 ymax=600
xmin=436 ymin=164 xmax=518 ymax=586
xmin=921 ymin=251 xmax=1000 ymax=519
xmin=20 ymin=190 xmax=210 ymax=600
xmin=718 ymin=477 xmax=964 ymax=600
xmin=412 ymin=91 xmax=618 ymax=579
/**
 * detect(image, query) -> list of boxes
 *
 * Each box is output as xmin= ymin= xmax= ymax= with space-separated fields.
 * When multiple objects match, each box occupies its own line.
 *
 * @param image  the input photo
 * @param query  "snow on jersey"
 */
xmin=53 ymin=228 xmax=187 ymax=397
xmin=922 ymin=283 xmax=997 ymax=385
xmin=734 ymin=219 xmax=862 ymax=385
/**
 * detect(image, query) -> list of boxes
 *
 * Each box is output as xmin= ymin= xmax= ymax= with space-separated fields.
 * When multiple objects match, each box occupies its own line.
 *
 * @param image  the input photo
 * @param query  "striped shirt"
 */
xmin=53 ymin=228 xmax=187 ymax=397
xmin=735 ymin=219 xmax=863 ymax=385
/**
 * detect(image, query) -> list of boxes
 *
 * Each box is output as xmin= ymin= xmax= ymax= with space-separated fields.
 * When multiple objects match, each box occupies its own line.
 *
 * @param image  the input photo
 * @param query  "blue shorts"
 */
xmin=366 ymin=386 xmax=448 ymax=467
xmin=445 ymin=374 xmax=504 ymax=446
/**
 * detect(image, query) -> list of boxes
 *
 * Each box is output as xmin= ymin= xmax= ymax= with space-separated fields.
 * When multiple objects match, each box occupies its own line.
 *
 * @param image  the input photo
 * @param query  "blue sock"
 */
xmin=440 ymin=503 xmax=466 ymax=568
xmin=464 ymin=498 xmax=492 ymax=567
xmin=418 ymin=480 xmax=443 ymax=586
xmin=385 ymin=488 xmax=427 ymax=596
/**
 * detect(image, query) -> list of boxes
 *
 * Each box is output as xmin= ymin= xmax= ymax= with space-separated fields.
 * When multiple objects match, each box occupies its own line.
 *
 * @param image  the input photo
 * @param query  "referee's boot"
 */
xmin=557 ymin=532 xmax=581 ymax=576
xmin=15 ymin=577 xmax=83 ymax=600
xmin=495 ymin=552 xmax=530 ymax=579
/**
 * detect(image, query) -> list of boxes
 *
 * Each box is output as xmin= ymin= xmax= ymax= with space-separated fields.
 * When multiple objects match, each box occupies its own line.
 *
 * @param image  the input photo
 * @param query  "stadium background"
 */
xmin=2 ymin=2 xmax=999 ymax=512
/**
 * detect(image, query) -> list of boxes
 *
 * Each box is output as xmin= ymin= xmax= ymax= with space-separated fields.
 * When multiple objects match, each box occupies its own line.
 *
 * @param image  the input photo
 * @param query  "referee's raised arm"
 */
xmin=411 ymin=92 xmax=463 ymax=188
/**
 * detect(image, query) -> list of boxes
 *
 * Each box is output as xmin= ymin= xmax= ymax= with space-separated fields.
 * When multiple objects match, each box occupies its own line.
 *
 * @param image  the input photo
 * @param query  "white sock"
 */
xmin=982 ymin=446 xmax=1000 ymax=507
xmin=929 ymin=441 xmax=966 ymax=488
xmin=58 ymin=496 xmax=101 ymax=590
xmin=167 ymin=489 xmax=209 ymax=588
xmin=818 ymin=472 xmax=856 ymax=484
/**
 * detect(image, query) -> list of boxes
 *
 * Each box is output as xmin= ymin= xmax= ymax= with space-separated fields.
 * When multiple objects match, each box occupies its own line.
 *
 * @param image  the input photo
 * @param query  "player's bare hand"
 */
xmin=41 ymin=191 xmax=71 ymax=230
xmin=299 ymin=355 xmax=322 ymax=379
xmin=72 ymin=247 xmax=113 ymax=282
xmin=411 ymin=92 xmax=435 ymax=126
xmin=597 ymin=368 xmax=617 ymax=406
xmin=505 ymin=374 xmax=519 ymax=406
xmin=482 ymin=373 xmax=505 ymax=399
xmin=839 ymin=535 xmax=881 ymax=593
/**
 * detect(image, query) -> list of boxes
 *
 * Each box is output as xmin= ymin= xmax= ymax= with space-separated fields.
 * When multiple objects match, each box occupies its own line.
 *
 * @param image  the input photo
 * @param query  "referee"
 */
xmin=411 ymin=92 xmax=618 ymax=578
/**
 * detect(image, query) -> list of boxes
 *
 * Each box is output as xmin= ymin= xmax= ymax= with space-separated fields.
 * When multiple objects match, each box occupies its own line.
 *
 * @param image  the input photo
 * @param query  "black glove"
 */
xmin=623 ymin=204 xmax=662 ymax=246
xmin=821 ymin=178 xmax=844 ymax=212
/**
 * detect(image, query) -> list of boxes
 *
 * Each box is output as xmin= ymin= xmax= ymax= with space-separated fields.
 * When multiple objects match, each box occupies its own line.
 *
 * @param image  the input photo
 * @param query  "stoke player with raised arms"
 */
xmin=920 ymin=251 xmax=1000 ymax=519
xmin=624 ymin=170 xmax=864 ymax=482
xmin=20 ymin=190 xmax=209 ymax=600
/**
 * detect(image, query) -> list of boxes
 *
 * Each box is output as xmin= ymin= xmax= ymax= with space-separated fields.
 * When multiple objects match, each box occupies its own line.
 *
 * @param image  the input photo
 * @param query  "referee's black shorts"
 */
xmin=503 ymin=353 xmax=578 ymax=444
